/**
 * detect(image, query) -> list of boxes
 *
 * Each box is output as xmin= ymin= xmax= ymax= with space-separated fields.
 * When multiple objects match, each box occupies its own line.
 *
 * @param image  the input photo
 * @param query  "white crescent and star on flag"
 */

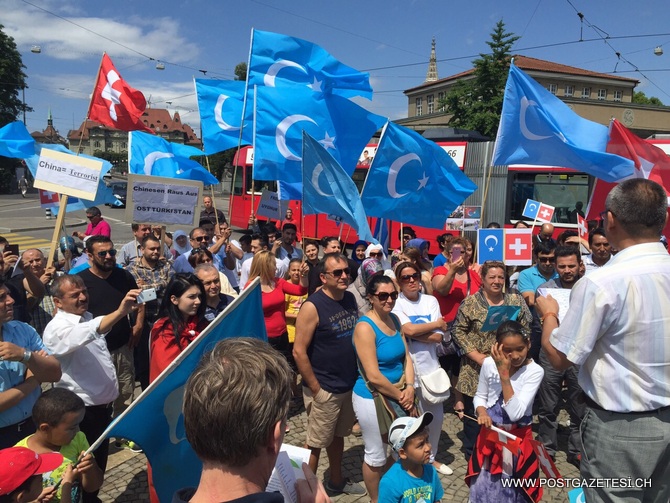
xmin=263 ymin=59 xmax=324 ymax=92
xmin=214 ymin=94 xmax=239 ymax=131
xmin=484 ymin=234 xmax=499 ymax=252
xmin=310 ymin=163 xmax=334 ymax=197
xmin=386 ymin=154 xmax=429 ymax=199
xmin=275 ymin=115 xmax=336 ymax=162
xmin=519 ymin=96 xmax=567 ymax=143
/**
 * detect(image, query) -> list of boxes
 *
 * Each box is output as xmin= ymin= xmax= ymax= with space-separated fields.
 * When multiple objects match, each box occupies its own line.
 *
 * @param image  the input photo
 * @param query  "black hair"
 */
xmin=588 ymin=228 xmax=607 ymax=247
xmin=282 ymin=223 xmax=297 ymax=233
xmin=158 ymin=274 xmax=207 ymax=348
xmin=239 ymin=234 xmax=252 ymax=245
xmin=533 ymin=240 xmax=556 ymax=256
xmin=0 ymin=476 xmax=39 ymax=502
xmin=85 ymin=206 xmax=101 ymax=217
xmin=554 ymin=244 xmax=581 ymax=262
xmin=366 ymin=274 xmax=395 ymax=297
xmin=399 ymin=226 xmax=416 ymax=240
xmin=486 ymin=222 xmax=501 ymax=229
xmin=141 ymin=234 xmax=160 ymax=247
xmin=556 ymin=230 xmax=578 ymax=245
xmin=495 ymin=320 xmax=530 ymax=344
xmin=85 ymin=234 xmax=112 ymax=253
xmin=32 ymin=388 xmax=85 ymax=427
xmin=250 ymin=233 xmax=268 ymax=249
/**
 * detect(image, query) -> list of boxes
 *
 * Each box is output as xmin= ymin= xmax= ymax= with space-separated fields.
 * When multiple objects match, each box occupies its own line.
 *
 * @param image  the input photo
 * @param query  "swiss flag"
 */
xmin=529 ymin=439 xmax=562 ymax=479
xmin=480 ymin=427 xmax=522 ymax=454
xmin=39 ymin=189 xmax=60 ymax=207
xmin=577 ymin=214 xmax=589 ymax=240
xmin=536 ymin=203 xmax=555 ymax=223
xmin=89 ymin=54 xmax=154 ymax=133
xmin=504 ymin=228 xmax=533 ymax=266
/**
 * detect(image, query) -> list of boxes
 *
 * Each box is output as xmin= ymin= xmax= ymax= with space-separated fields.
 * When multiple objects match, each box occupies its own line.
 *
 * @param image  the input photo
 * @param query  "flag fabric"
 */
xmin=536 ymin=203 xmax=555 ymax=223
xmin=480 ymin=427 xmax=522 ymax=454
xmin=493 ymin=63 xmax=634 ymax=183
xmin=568 ymin=488 xmax=585 ymax=503
xmin=477 ymin=228 xmax=504 ymax=263
xmin=577 ymin=214 xmax=589 ymax=240
xmin=504 ymin=228 xmax=533 ymax=266
xmin=373 ymin=218 xmax=390 ymax=253
xmin=0 ymin=121 xmax=35 ymax=158
xmin=96 ymin=281 xmax=267 ymax=502
xmin=195 ymin=79 xmax=247 ymax=155
xmin=522 ymin=198 xmax=541 ymax=220
xmin=24 ymin=144 xmax=119 ymax=212
xmin=128 ymin=131 xmax=218 ymax=185
xmin=361 ymin=121 xmax=477 ymax=229
xmin=608 ymin=119 xmax=670 ymax=203
xmin=89 ymin=54 xmax=153 ymax=133
xmin=249 ymin=29 xmax=372 ymax=100
xmin=480 ymin=305 xmax=520 ymax=332
xmin=302 ymin=132 xmax=375 ymax=243
xmin=39 ymin=189 xmax=80 ymax=209
xmin=254 ymin=85 xmax=385 ymax=200
xmin=529 ymin=439 xmax=562 ymax=479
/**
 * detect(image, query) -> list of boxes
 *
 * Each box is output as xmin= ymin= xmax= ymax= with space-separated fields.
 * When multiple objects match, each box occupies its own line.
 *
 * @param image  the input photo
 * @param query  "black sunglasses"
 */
xmin=95 ymin=249 xmax=117 ymax=258
xmin=325 ymin=267 xmax=350 ymax=278
xmin=369 ymin=251 xmax=383 ymax=258
xmin=538 ymin=257 xmax=555 ymax=263
xmin=192 ymin=236 xmax=208 ymax=242
xmin=400 ymin=272 xmax=421 ymax=282
xmin=373 ymin=291 xmax=398 ymax=302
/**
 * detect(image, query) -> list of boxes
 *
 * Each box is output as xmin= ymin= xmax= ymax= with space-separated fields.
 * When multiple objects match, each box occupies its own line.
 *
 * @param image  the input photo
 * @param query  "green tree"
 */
xmin=0 ymin=24 xmax=31 ymax=126
xmin=632 ymin=91 xmax=664 ymax=106
xmin=440 ymin=20 xmax=519 ymax=138
xmin=234 ymin=62 xmax=247 ymax=81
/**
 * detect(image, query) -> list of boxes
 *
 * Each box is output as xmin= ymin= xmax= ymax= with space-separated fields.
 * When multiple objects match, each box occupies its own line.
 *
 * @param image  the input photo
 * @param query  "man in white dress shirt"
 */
xmin=537 ymin=178 xmax=670 ymax=503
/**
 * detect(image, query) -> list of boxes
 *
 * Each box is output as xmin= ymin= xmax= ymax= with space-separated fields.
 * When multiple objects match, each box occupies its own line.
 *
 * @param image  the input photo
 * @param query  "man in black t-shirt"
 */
xmin=77 ymin=236 xmax=144 ymax=419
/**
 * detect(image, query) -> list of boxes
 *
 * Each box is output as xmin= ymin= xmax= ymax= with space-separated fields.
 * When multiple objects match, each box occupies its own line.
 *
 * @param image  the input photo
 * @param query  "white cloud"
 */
xmin=4 ymin=1 xmax=199 ymax=63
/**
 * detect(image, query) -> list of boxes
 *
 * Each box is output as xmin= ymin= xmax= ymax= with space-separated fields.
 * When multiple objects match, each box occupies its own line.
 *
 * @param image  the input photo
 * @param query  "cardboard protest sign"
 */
xmin=125 ymin=174 xmax=203 ymax=226
xmin=256 ymin=190 xmax=289 ymax=220
xmin=33 ymin=148 xmax=103 ymax=200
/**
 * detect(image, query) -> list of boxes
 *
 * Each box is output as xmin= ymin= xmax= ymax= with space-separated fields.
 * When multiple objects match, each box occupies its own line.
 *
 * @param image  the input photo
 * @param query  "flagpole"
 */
xmin=250 ymin=85 xmax=258 ymax=221
xmin=204 ymin=156 xmax=220 ymax=229
xmin=46 ymin=53 xmax=106 ymax=270
xmin=460 ymin=413 xmax=519 ymax=442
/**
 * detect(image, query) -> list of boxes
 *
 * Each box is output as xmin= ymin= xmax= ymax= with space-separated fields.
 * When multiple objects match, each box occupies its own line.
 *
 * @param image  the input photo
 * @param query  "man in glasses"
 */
xmin=77 ymin=235 xmax=144 ymax=463
xmin=293 ymin=253 xmax=365 ymax=496
xmin=518 ymin=241 xmax=558 ymax=361
xmin=72 ymin=206 xmax=111 ymax=241
xmin=173 ymin=227 xmax=226 ymax=274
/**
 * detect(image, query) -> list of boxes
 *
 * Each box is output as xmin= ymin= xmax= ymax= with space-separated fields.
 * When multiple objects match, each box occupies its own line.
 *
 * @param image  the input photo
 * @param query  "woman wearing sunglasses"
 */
xmin=392 ymin=261 xmax=453 ymax=476
xmin=352 ymin=275 xmax=415 ymax=502
xmin=451 ymin=261 xmax=532 ymax=461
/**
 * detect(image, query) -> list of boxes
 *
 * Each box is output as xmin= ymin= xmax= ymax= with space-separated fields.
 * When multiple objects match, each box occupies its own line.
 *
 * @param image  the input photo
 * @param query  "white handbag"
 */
xmin=417 ymin=367 xmax=452 ymax=404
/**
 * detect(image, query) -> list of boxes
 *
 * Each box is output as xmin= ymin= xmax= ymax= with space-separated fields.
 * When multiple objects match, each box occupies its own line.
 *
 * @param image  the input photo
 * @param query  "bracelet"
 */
xmin=541 ymin=312 xmax=559 ymax=325
xmin=22 ymin=349 xmax=32 ymax=363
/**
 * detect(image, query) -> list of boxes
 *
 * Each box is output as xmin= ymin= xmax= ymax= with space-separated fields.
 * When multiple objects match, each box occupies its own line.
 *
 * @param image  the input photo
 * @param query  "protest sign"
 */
xmin=256 ymin=190 xmax=289 ymax=220
xmin=126 ymin=174 xmax=203 ymax=226
xmin=33 ymin=148 xmax=103 ymax=200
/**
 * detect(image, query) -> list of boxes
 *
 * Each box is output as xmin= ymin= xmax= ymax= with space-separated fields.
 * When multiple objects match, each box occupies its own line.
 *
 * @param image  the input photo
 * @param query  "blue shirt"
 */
xmin=517 ymin=265 xmax=558 ymax=295
xmin=432 ymin=253 xmax=447 ymax=268
xmin=173 ymin=250 xmax=223 ymax=274
xmin=0 ymin=321 xmax=48 ymax=426
xmin=379 ymin=461 xmax=443 ymax=503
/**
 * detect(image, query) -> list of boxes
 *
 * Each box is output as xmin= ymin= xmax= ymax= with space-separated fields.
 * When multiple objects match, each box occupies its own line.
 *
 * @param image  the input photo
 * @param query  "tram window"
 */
xmin=352 ymin=168 xmax=368 ymax=193
xmin=510 ymin=173 xmax=590 ymax=224
xmin=232 ymin=168 xmax=244 ymax=196
xmin=244 ymin=169 xmax=277 ymax=195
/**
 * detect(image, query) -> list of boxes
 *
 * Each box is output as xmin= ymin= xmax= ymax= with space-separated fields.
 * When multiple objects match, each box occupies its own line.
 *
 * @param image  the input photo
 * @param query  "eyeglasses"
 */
xmin=538 ymin=257 xmax=555 ymax=263
xmin=95 ymin=249 xmax=117 ymax=258
xmin=192 ymin=236 xmax=208 ymax=242
xmin=86 ymin=215 xmax=97 ymax=219
xmin=399 ymin=272 xmax=421 ymax=282
xmin=369 ymin=252 xmax=383 ymax=258
xmin=372 ymin=291 xmax=398 ymax=302
xmin=191 ymin=248 xmax=207 ymax=255
xmin=325 ymin=268 xmax=350 ymax=278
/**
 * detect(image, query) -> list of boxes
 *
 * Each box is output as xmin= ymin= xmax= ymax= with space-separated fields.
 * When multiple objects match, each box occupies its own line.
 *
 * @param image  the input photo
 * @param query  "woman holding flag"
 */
xmin=451 ymin=261 xmax=531 ymax=461
xmin=466 ymin=320 xmax=544 ymax=502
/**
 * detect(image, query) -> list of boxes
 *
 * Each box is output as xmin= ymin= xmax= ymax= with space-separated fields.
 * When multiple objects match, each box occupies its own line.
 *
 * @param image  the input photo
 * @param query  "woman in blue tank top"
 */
xmin=352 ymin=275 xmax=416 ymax=503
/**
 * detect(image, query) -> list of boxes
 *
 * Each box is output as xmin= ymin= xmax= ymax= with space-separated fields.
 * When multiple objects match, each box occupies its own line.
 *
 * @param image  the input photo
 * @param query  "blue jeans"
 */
xmin=581 ymin=405 xmax=670 ymax=503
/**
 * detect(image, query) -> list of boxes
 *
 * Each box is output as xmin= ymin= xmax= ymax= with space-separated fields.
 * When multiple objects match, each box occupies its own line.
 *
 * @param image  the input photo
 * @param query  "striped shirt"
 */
xmin=550 ymin=242 xmax=670 ymax=412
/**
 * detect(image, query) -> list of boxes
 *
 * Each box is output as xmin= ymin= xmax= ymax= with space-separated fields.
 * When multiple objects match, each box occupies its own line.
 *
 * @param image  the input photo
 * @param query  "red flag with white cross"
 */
xmin=89 ymin=54 xmax=154 ymax=133
xmin=536 ymin=203 xmax=555 ymax=223
xmin=529 ymin=439 xmax=562 ymax=479
xmin=504 ymin=228 xmax=533 ymax=266
xmin=577 ymin=214 xmax=589 ymax=240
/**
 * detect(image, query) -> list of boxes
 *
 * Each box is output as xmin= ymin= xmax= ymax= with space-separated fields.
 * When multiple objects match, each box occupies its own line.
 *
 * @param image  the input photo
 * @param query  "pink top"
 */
xmin=85 ymin=219 xmax=112 ymax=238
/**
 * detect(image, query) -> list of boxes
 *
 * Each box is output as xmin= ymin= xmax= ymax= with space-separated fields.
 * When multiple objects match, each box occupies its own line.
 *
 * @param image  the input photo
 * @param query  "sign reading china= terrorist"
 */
xmin=126 ymin=174 xmax=203 ymax=226
xmin=33 ymin=148 xmax=103 ymax=200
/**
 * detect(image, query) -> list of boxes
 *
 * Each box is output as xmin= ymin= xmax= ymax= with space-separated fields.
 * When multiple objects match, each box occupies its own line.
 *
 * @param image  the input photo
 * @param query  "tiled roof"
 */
xmin=405 ymin=54 xmax=638 ymax=93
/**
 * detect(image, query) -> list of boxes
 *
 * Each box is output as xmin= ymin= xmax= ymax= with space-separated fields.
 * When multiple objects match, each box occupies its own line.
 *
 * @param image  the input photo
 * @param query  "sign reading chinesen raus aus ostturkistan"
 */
xmin=33 ymin=148 xmax=103 ymax=200
xmin=126 ymin=174 xmax=203 ymax=226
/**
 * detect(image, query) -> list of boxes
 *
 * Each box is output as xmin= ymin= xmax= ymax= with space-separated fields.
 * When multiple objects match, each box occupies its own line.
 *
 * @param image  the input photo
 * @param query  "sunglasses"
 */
xmin=372 ymin=291 xmax=398 ymax=302
xmin=369 ymin=251 xmax=383 ymax=258
xmin=95 ymin=249 xmax=117 ymax=258
xmin=538 ymin=257 xmax=555 ymax=263
xmin=192 ymin=236 xmax=208 ymax=242
xmin=400 ymin=272 xmax=421 ymax=282
xmin=325 ymin=268 xmax=350 ymax=278
xmin=86 ymin=215 xmax=97 ymax=219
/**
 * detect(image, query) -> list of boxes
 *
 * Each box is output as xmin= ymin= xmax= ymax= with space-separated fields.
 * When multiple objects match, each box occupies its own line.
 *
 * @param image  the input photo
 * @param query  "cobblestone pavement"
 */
xmin=100 ymin=394 xmax=579 ymax=502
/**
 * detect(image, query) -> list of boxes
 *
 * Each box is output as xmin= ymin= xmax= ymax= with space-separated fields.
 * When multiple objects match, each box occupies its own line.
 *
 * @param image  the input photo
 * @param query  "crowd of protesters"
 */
xmin=2 ymin=179 xmax=669 ymax=503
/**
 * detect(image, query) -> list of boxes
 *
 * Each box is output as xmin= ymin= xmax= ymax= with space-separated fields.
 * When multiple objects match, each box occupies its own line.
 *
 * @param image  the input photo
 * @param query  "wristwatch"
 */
xmin=21 ymin=349 xmax=32 ymax=363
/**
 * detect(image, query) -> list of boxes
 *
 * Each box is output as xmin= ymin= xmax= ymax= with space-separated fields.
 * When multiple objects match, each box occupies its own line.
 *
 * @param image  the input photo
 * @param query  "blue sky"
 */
xmin=5 ymin=0 xmax=670 ymax=138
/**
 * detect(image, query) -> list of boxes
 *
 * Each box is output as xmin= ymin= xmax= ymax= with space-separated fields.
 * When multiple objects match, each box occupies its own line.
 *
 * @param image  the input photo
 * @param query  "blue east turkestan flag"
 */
xmin=480 ymin=305 xmax=520 ymax=332
xmin=361 ymin=121 xmax=477 ymax=229
xmin=254 ymin=85 xmax=385 ymax=200
xmin=373 ymin=218 xmax=390 ymax=254
xmin=92 ymin=281 xmax=268 ymax=503
xmin=522 ymin=198 xmax=541 ymax=220
xmin=302 ymin=132 xmax=376 ymax=243
xmin=128 ymin=131 xmax=219 ymax=185
xmin=24 ymin=144 xmax=120 ymax=213
xmin=492 ymin=63 xmax=634 ymax=182
xmin=477 ymin=228 xmax=504 ymax=263
xmin=195 ymin=79 xmax=247 ymax=155
xmin=0 ymin=121 xmax=36 ymax=158
xmin=249 ymin=29 xmax=372 ymax=100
